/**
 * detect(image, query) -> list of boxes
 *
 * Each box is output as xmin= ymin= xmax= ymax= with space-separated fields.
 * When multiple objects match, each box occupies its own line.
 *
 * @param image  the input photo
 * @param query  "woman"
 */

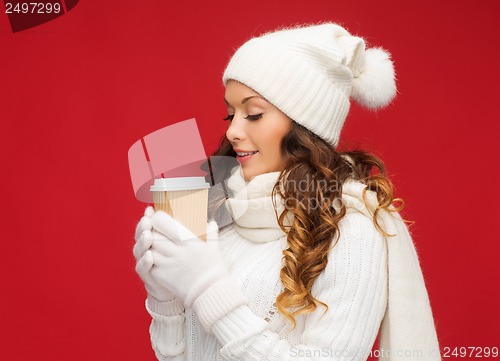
xmin=133 ymin=22 xmax=441 ymax=361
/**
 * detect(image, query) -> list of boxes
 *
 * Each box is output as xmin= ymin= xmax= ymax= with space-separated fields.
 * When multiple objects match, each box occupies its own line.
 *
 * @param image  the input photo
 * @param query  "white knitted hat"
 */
xmin=222 ymin=22 xmax=397 ymax=147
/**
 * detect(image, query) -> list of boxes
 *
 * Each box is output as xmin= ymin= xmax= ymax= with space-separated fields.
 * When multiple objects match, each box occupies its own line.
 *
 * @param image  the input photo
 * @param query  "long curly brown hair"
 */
xmin=205 ymin=120 xmax=407 ymax=329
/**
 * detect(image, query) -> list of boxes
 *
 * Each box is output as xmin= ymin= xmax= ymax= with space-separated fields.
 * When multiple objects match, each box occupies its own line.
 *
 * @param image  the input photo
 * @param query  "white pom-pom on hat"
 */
xmin=351 ymin=47 xmax=397 ymax=109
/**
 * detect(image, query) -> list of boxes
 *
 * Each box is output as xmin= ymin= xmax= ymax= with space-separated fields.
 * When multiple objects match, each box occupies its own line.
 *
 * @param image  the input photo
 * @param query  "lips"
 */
xmin=233 ymin=148 xmax=258 ymax=155
xmin=234 ymin=149 xmax=259 ymax=163
xmin=236 ymin=150 xmax=258 ymax=156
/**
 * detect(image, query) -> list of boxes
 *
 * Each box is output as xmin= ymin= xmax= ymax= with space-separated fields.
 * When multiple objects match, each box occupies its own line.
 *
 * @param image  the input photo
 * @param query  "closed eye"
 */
xmin=245 ymin=113 xmax=263 ymax=121
xmin=222 ymin=113 xmax=263 ymax=122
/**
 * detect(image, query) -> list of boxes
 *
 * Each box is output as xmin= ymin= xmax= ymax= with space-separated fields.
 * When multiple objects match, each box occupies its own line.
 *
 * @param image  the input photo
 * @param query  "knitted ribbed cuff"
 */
xmin=145 ymin=298 xmax=185 ymax=357
xmin=146 ymin=296 xmax=184 ymax=317
xmin=191 ymin=277 xmax=248 ymax=333
xmin=211 ymin=305 xmax=269 ymax=346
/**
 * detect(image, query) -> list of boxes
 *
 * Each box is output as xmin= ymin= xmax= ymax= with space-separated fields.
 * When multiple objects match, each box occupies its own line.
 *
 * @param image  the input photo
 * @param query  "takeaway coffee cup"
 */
xmin=150 ymin=177 xmax=210 ymax=241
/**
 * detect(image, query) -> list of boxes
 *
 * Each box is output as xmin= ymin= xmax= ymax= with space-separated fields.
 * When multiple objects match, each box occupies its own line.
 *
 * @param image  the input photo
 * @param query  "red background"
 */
xmin=1 ymin=1 xmax=499 ymax=360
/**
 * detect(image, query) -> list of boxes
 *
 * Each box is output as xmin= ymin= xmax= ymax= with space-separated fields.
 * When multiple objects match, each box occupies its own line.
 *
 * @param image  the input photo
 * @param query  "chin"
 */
xmin=241 ymin=165 xmax=273 ymax=182
xmin=240 ymin=167 xmax=259 ymax=182
xmin=241 ymin=170 xmax=255 ymax=182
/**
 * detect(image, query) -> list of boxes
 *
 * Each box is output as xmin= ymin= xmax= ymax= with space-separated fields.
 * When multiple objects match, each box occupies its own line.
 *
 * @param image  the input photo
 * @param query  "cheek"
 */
xmin=251 ymin=116 xmax=290 ymax=153
xmin=259 ymin=128 xmax=287 ymax=154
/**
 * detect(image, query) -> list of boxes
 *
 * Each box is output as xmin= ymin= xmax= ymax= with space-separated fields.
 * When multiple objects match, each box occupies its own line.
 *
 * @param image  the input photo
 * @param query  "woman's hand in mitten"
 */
xmin=133 ymin=206 xmax=177 ymax=302
xmin=149 ymin=211 xmax=249 ymax=331
xmin=149 ymin=211 xmax=229 ymax=307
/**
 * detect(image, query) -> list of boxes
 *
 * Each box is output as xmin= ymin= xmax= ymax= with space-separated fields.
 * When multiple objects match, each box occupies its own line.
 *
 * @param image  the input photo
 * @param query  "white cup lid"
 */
xmin=150 ymin=177 xmax=210 ymax=191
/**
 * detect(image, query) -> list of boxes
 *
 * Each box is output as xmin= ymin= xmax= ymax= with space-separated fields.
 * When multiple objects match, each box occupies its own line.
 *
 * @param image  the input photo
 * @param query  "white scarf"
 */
xmin=224 ymin=165 xmax=441 ymax=361
xmin=224 ymin=166 xmax=291 ymax=242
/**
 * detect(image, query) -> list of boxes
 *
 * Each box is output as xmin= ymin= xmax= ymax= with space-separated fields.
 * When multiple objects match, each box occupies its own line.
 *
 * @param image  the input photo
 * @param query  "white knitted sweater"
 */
xmin=144 ymin=166 xmax=441 ymax=361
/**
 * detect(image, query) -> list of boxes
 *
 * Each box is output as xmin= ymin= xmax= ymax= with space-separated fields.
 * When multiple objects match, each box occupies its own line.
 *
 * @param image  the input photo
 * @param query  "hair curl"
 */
xmin=205 ymin=121 xmax=408 ymax=330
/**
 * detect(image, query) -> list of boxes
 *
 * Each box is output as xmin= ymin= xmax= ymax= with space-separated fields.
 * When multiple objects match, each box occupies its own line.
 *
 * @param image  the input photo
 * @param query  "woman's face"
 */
xmin=224 ymin=80 xmax=292 ymax=181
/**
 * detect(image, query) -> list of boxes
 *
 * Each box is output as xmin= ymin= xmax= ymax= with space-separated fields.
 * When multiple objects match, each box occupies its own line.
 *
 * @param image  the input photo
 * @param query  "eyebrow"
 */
xmin=224 ymin=95 xmax=267 ymax=106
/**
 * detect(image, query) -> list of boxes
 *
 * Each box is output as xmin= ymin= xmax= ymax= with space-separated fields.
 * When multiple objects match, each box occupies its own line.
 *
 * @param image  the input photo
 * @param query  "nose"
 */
xmin=225 ymin=114 xmax=246 ymax=142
